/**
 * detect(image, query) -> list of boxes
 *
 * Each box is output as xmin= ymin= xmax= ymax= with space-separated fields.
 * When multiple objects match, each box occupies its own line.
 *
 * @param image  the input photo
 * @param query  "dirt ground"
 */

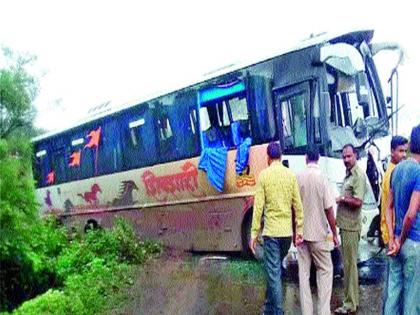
xmin=107 ymin=248 xmax=384 ymax=315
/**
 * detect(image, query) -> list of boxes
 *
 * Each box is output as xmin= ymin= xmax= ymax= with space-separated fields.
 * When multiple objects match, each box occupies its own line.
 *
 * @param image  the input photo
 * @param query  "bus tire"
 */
xmin=84 ymin=219 xmax=100 ymax=233
xmin=241 ymin=213 xmax=252 ymax=258
xmin=241 ymin=211 xmax=263 ymax=260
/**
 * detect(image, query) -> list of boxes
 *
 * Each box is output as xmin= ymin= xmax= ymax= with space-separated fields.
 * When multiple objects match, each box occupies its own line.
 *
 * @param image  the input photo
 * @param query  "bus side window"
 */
xmin=246 ymin=75 xmax=277 ymax=144
xmin=128 ymin=117 xmax=145 ymax=148
xmin=68 ymin=135 xmax=85 ymax=182
xmin=200 ymin=104 xmax=225 ymax=148
xmin=189 ymin=107 xmax=200 ymax=154
xmin=123 ymin=104 xmax=158 ymax=169
xmin=312 ymin=83 xmax=322 ymax=143
xmin=228 ymin=96 xmax=250 ymax=142
xmin=33 ymin=156 xmax=43 ymax=187
xmin=97 ymin=120 xmax=122 ymax=175
xmin=280 ymin=94 xmax=308 ymax=148
xmin=198 ymin=79 xmax=252 ymax=150
xmin=155 ymin=101 xmax=175 ymax=163
xmin=34 ymin=148 xmax=48 ymax=187
xmin=166 ymin=91 xmax=200 ymax=160
xmin=80 ymin=128 xmax=96 ymax=179
xmin=199 ymin=92 xmax=250 ymax=149
xmin=281 ymin=99 xmax=294 ymax=146
xmin=158 ymin=116 xmax=173 ymax=141
xmin=51 ymin=147 xmax=67 ymax=184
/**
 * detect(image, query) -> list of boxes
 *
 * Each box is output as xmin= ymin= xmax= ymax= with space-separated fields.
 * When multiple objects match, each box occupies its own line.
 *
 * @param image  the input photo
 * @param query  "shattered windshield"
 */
xmin=320 ymin=43 xmax=388 ymax=154
xmin=326 ymin=67 xmax=384 ymax=153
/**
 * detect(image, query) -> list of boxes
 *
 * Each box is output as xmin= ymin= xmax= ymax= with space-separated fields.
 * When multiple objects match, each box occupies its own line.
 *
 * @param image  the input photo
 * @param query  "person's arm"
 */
xmin=336 ymin=172 xmax=366 ymax=210
xmin=336 ymin=195 xmax=363 ymax=209
xmin=250 ymin=174 xmax=265 ymax=254
xmin=385 ymin=188 xmax=400 ymax=256
xmin=325 ymin=207 xmax=338 ymax=246
xmin=380 ymin=169 xmax=392 ymax=244
xmin=292 ymin=176 xmax=304 ymax=246
xmin=385 ymin=189 xmax=395 ymax=242
xmin=398 ymin=191 xmax=420 ymax=245
xmin=324 ymin=179 xmax=338 ymax=246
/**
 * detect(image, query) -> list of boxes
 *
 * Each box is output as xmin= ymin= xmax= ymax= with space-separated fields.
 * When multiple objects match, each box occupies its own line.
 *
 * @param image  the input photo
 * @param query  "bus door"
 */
xmin=273 ymin=82 xmax=310 ymax=156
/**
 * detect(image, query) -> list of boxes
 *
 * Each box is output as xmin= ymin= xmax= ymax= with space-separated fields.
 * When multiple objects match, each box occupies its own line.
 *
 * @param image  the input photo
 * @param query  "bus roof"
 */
xmin=33 ymin=29 xmax=374 ymax=143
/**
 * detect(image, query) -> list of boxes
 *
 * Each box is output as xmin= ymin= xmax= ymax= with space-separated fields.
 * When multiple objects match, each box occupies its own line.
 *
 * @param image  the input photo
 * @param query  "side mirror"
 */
xmin=355 ymin=71 xmax=370 ymax=110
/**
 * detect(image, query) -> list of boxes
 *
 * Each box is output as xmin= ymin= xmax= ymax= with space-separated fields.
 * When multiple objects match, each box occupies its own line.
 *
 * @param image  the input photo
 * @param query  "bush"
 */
xmin=55 ymin=230 xmax=119 ymax=280
xmin=10 ymin=218 xmax=162 ymax=314
xmin=55 ymin=218 xmax=161 ymax=280
xmin=64 ymin=260 xmax=132 ymax=315
xmin=111 ymin=218 xmax=162 ymax=264
xmin=0 ymin=214 xmax=67 ymax=312
xmin=11 ymin=290 xmax=82 ymax=315
xmin=10 ymin=261 xmax=134 ymax=315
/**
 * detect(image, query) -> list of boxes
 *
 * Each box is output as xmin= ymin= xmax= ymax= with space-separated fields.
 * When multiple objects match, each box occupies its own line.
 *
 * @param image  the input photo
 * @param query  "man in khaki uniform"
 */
xmin=297 ymin=145 xmax=338 ymax=315
xmin=335 ymin=144 xmax=367 ymax=314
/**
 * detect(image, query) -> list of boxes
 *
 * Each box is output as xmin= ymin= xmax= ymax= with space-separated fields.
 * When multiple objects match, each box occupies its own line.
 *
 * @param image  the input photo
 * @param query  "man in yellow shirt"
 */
xmin=380 ymin=136 xmax=408 ymax=245
xmin=250 ymin=142 xmax=304 ymax=315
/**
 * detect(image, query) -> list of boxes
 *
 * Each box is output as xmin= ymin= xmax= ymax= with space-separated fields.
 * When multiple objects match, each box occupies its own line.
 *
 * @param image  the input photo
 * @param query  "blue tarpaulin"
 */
xmin=235 ymin=137 xmax=252 ymax=174
xmin=198 ymin=147 xmax=228 ymax=192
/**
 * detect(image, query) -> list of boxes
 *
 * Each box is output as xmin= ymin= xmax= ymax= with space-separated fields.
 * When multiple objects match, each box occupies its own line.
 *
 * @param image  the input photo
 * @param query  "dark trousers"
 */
xmin=263 ymin=236 xmax=291 ymax=315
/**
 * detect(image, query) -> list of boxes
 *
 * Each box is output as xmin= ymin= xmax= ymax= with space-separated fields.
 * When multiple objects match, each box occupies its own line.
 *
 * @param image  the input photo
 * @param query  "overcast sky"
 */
xmin=1 ymin=0 xmax=419 ymax=137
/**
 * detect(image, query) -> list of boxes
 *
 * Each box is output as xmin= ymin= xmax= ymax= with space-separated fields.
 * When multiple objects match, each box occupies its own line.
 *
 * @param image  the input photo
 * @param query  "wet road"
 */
xmin=108 ymin=239 xmax=386 ymax=315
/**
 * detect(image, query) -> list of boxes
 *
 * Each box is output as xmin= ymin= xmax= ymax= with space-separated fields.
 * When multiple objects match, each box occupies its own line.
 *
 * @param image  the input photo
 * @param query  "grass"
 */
xmin=221 ymin=258 xmax=266 ymax=285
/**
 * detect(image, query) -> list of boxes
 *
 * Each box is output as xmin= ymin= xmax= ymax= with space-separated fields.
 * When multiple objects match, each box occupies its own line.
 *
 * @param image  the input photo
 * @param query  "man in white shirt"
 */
xmin=296 ymin=145 xmax=338 ymax=315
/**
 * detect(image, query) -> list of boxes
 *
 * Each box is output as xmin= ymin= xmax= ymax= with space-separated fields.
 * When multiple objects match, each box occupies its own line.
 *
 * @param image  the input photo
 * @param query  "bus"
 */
xmin=32 ymin=29 xmax=401 ymax=254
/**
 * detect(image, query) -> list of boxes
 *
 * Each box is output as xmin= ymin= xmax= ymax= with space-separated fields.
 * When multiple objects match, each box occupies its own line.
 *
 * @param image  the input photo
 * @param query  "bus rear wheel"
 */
xmin=84 ymin=219 xmax=100 ymax=233
xmin=241 ymin=212 xmax=263 ymax=260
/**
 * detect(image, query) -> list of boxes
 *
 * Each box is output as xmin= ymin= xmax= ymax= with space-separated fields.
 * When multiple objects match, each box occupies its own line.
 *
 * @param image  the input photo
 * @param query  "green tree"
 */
xmin=0 ymin=46 xmax=38 ymax=139
xmin=0 ymin=47 xmax=52 ymax=312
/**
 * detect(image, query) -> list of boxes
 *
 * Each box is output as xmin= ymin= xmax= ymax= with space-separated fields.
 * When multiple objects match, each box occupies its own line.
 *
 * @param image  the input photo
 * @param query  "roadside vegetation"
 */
xmin=7 ymin=219 xmax=161 ymax=315
xmin=224 ymin=258 xmax=265 ymax=285
xmin=0 ymin=47 xmax=162 ymax=314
